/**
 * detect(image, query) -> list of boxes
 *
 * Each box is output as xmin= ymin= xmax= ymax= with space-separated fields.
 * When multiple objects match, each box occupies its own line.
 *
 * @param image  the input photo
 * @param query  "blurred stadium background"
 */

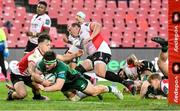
xmin=0 ymin=0 xmax=167 ymax=48
xmin=0 ymin=0 xmax=168 ymax=81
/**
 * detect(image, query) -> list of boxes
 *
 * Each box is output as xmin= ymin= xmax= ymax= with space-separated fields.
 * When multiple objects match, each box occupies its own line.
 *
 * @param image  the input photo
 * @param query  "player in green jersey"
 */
xmin=36 ymin=51 xmax=124 ymax=100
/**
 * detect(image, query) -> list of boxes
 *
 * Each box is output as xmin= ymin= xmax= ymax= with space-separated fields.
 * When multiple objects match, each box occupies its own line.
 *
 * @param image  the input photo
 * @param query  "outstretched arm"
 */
xmin=39 ymin=78 xmax=65 ymax=92
xmin=90 ymin=22 xmax=102 ymax=39
xmin=56 ymin=49 xmax=83 ymax=62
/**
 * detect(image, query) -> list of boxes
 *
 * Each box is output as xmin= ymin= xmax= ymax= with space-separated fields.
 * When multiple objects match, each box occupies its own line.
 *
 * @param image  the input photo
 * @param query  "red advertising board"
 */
xmin=168 ymin=0 xmax=180 ymax=104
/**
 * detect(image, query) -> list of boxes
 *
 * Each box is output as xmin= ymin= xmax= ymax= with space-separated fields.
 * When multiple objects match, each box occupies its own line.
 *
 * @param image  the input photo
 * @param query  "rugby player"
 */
xmin=25 ymin=1 xmax=51 ymax=54
xmin=37 ymin=51 xmax=124 ymax=100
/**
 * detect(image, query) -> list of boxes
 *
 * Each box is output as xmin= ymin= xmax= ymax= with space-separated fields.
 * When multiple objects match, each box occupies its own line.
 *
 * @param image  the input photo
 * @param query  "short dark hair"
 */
xmin=38 ymin=34 xmax=51 ymax=44
xmin=43 ymin=51 xmax=56 ymax=61
xmin=38 ymin=1 xmax=47 ymax=7
xmin=148 ymin=74 xmax=161 ymax=83
xmin=71 ymin=23 xmax=81 ymax=28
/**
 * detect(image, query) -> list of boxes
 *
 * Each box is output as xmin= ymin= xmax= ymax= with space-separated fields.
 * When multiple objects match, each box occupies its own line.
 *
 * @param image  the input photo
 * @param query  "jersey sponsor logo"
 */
xmin=80 ymin=83 xmax=86 ymax=89
xmin=57 ymin=73 xmax=65 ymax=78
xmin=45 ymin=19 xmax=50 ymax=25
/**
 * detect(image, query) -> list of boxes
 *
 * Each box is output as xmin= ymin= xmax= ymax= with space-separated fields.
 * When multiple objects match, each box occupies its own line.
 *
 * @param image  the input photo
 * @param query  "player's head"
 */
xmin=38 ymin=34 xmax=51 ymax=54
xmin=37 ymin=1 xmax=47 ymax=15
xmin=148 ymin=74 xmax=161 ymax=89
xmin=75 ymin=11 xmax=86 ymax=24
xmin=43 ymin=51 xmax=57 ymax=70
xmin=117 ymin=68 xmax=128 ymax=79
xmin=69 ymin=23 xmax=81 ymax=38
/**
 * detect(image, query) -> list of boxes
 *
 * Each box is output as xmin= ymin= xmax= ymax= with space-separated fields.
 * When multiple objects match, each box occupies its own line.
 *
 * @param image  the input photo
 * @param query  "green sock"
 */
xmin=162 ymin=46 xmax=168 ymax=52
xmin=107 ymin=86 xmax=112 ymax=92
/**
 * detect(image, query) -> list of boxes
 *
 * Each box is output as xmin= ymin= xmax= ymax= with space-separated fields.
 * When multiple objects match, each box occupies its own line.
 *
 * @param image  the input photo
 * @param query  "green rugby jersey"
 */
xmin=37 ymin=60 xmax=80 ymax=83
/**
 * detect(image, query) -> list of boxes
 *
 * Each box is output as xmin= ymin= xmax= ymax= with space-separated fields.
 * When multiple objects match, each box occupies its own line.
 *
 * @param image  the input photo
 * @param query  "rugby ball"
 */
xmin=44 ymin=74 xmax=56 ymax=84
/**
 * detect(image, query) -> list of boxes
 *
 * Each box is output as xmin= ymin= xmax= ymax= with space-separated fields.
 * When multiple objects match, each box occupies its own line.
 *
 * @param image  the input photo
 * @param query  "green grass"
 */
xmin=0 ymin=81 xmax=179 ymax=110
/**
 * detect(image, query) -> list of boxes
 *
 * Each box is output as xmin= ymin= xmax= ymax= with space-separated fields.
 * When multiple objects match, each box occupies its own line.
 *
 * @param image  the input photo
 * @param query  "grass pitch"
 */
xmin=0 ymin=81 xmax=179 ymax=110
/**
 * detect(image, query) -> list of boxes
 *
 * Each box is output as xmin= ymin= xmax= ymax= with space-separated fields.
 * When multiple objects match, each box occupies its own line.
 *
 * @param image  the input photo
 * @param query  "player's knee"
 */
xmin=17 ymin=91 xmax=27 ymax=99
xmin=89 ymin=89 xmax=99 ymax=96
xmin=90 ymin=92 xmax=98 ymax=96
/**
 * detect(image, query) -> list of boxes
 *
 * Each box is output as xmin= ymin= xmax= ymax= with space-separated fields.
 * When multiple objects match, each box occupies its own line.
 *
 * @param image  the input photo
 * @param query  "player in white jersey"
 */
xmin=7 ymin=34 xmax=83 ymax=100
xmin=69 ymin=22 xmax=137 ymax=95
xmin=117 ymin=54 xmax=156 ymax=94
xmin=7 ymin=34 xmax=51 ymax=100
xmin=25 ymin=1 xmax=51 ymax=54
xmin=140 ymin=37 xmax=168 ymax=99
xmin=147 ymin=74 xmax=168 ymax=99
xmin=62 ymin=11 xmax=86 ymax=69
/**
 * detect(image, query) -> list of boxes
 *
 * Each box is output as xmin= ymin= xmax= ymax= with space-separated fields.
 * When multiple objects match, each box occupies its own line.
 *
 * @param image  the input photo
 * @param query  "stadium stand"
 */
xmin=0 ymin=0 xmax=168 ymax=48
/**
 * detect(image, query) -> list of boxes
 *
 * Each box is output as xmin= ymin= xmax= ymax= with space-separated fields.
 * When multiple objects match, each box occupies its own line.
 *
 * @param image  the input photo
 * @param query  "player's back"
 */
xmin=17 ymin=50 xmax=35 ymax=74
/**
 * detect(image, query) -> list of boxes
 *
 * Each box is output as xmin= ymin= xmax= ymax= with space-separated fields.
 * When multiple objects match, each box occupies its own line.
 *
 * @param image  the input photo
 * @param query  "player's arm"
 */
xmin=39 ymin=78 xmax=65 ymax=92
xmin=56 ymin=49 xmax=83 ymax=62
xmin=27 ymin=28 xmax=50 ymax=37
xmin=28 ymin=62 xmax=51 ymax=86
xmin=140 ymin=81 xmax=150 ymax=99
xmin=89 ymin=22 xmax=102 ymax=39
xmin=36 ymin=28 xmax=50 ymax=37
xmin=27 ymin=17 xmax=51 ymax=37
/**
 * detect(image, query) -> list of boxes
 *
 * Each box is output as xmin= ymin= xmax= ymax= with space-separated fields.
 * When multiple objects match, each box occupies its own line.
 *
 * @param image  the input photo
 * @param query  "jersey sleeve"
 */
xmin=56 ymin=71 xmax=66 ymax=80
xmin=28 ymin=54 xmax=38 ymax=64
xmin=43 ymin=15 xmax=51 ymax=28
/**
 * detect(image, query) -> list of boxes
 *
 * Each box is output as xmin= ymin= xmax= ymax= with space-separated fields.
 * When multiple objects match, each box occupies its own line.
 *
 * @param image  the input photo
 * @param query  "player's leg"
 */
xmin=63 ymin=90 xmax=82 ymax=101
xmin=75 ymin=59 xmax=93 ymax=73
xmin=7 ymin=74 xmax=28 ymax=100
xmin=94 ymin=61 xmax=136 ymax=95
xmin=140 ymin=80 xmax=150 ymax=99
xmin=157 ymin=51 xmax=168 ymax=77
xmin=83 ymin=81 xmax=123 ymax=100
xmin=151 ymin=37 xmax=168 ymax=77
xmin=69 ymin=75 xmax=123 ymax=99
xmin=75 ymin=59 xmax=96 ymax=83
xmin=0 ymin=51 xmax=8 ymax=81
xmin=24 ymin=76 xmax=48 ymax=100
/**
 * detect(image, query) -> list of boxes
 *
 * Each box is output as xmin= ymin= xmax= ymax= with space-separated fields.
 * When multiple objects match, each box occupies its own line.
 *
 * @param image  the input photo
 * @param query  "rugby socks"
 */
xmin=107 ymin=86 xmax=112 ymax=92
xmin=32 ymin=89 xmax=42 ymax=99
xmin=162 ymin=46 xmax=168 ymax=53
xmin=75 ymin=65 xmax=94 ymax=81
xmin=75 ymin=64 xmax=87 ymax=74
xmin=105 ymin=71 xmax=123 ymax=83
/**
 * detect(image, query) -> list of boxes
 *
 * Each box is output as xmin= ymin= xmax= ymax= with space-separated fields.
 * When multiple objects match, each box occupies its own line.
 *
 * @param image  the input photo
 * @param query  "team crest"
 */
xmin=45 ymin=19 xmax=50 ymax=25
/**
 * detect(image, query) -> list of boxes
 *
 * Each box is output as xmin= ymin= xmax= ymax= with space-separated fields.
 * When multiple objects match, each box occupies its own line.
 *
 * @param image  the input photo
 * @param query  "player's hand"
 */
xmin=26 ymin=31 xmax=33 ymax=36
xmin=26 ymin=32 xmax=36 ymax=37
xmin=38 ymin=84 xmax=45 ymax=91
xmin=62 ymin=36 xmax=69 ymax=43
xmin=83 ymin=37 xmax=92 ymax=45
xmin=42 ymin=80 xmax=52 ymax=87
xmin=75 ymin=49 xmax=84 ymax=57
xmin=134 ymin=61 xmax=144 ymax=68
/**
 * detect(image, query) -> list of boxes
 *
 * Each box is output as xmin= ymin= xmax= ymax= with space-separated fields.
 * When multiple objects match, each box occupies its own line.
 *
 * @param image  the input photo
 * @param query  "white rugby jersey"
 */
xmin=29 ymin=14 xmax=51 ymax=44
xmin=160 ymin=79 xmax=168 ymax=96
xmin=123 ymin=62 xmax=138 ymax=80
xmin=11 ymin=48 xmax=43 ymax=76
xmin=79 ymin=22 xmax=111 ymax=55
xmin=68 ymin=35 xmax=82 ymax=46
